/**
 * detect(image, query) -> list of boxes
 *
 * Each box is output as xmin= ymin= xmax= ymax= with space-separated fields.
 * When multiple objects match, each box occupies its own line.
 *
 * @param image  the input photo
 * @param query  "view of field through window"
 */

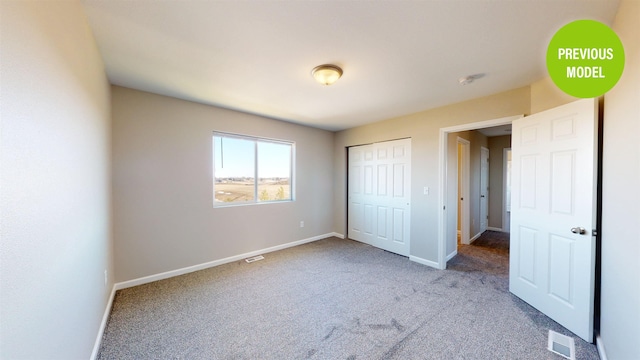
xmin=214 ymin=134 xmax=292 ymax=204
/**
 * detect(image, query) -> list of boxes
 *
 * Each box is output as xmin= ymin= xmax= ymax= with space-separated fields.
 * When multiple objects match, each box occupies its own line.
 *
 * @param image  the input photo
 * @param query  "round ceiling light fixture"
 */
xmin=311 ymin=64 xmax=343 ymax=86
xmin=458 ymin=73 xmax=486 ymax=85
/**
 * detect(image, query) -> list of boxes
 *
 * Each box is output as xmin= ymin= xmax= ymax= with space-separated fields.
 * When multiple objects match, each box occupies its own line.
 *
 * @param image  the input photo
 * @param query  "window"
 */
xmin=213 ymin=132 xmax=294 ymax=206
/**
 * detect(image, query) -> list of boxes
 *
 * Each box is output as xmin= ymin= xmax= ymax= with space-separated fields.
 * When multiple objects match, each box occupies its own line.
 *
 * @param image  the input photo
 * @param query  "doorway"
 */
xmin=439 ymin=99 xmax=599 ymax=342
xmin=437 ymin=115 xmax=523 ymax=269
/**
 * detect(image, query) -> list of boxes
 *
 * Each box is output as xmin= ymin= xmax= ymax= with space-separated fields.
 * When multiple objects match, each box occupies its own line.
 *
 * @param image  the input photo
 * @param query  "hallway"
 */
xmin=449 ymin=230 xmax=510 ymax=276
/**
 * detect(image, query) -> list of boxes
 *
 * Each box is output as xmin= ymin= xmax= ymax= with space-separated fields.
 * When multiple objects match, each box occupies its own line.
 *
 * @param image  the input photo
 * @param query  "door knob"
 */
xmin=571 ymin=227 xmax=586 ymax=235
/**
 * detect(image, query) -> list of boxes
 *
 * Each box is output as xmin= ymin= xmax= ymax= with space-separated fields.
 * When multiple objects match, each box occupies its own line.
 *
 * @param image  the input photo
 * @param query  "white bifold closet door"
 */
xmin=348 ymin=138 xmax=411 ymax=256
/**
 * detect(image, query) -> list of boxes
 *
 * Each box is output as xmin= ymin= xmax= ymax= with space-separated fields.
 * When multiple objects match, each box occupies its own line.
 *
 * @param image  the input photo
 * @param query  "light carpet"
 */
xmin=98 ymin=235 xmax=598 ymax=359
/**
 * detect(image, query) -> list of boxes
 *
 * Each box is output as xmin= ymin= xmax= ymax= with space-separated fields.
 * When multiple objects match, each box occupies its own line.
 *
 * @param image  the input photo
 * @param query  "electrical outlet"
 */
xmin=423 ymin=186 xmax=429 ymax=195
xmin=300 ymin=221 xmax=304 ymax=228
xmin=104 ymin=270 xmax=108 ymax=286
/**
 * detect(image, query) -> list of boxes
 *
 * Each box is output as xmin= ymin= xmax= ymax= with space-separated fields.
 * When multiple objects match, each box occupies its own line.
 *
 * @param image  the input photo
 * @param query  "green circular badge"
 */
xmin=546 ymin=20 xmax=624 ymax=98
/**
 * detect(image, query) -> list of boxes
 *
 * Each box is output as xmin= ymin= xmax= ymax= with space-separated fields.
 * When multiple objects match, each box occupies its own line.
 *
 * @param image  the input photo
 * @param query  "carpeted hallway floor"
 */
xmin=448 ymin=230 xmax=510 ymax=276
xmin=98 ymin=233 xmax=599 ymax=359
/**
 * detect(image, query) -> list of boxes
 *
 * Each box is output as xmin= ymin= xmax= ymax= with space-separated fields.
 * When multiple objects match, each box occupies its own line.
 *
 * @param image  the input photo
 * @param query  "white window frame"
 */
xmin=213 ymin=131 xmax=295 ymax=207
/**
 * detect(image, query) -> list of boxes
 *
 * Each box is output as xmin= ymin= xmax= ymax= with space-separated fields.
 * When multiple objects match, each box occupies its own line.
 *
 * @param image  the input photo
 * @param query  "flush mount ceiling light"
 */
xmin=458 ymin=73 xmax=486 ymax=85
xmin=311 ymin=64 xmax=343 ymax=86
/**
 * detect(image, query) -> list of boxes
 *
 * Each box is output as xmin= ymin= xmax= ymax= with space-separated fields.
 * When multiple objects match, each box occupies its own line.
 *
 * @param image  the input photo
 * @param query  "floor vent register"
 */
xmin=244 ymin=255 xmax=265 ymax=263
xmin=548 ymin=330 xmax=576 ymax=360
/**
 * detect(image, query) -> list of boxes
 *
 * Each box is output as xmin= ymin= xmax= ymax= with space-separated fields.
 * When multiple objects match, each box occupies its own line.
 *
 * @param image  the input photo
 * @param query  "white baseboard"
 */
xmin=114 ymin=233 xmax=337 ymax=291
xmin=596 ymin=334 xmax=608 ymax=360
xmin=91 ymin=284 xmax=116 ymax=360
xmin=409 ymin=255 xmax=441 ymax=269
xmin=93 ymin=233 xmax=338 ymax=357
xmin=92 ymin=232 xmax=349 ymax=357
xmin=486 ymin=227 xmax=504 ymax=232
xmin=469 ymin=232 xmax=483 ymax=244
xmin=446 ymin=250 xmax=458 ymax=261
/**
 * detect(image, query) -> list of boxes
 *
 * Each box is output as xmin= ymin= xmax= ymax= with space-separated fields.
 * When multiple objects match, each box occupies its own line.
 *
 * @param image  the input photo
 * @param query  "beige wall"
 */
xmin=530 ymin=76 xmax=579 ymax=114
xmin=0 ymin=1 xmax=112 ymax=358
xmin=600 ymin=0 xmax=640 ymax=358
xmin=488 ymin=135 xmax=512 ymax=230
xmin=1 ymin=1 xmax=636 ymax=357
xmin=112 ymin=86 xmax=334 ymax=282
xmin=334 ymin=87 xmax=530 ymax=263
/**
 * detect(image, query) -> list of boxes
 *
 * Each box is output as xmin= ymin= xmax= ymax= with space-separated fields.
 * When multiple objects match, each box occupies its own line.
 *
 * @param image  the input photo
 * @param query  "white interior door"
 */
xmin=509 ymin=98 xmax=597 ymax=342
xmin=348 ymin=139 xmax=411 ymax=256
xmin=480 ymin=147 xmax=489 ymax=233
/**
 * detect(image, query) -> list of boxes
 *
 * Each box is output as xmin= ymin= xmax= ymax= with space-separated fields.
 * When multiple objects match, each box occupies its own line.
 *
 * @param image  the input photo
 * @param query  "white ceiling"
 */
xmin=81 ymin=0 xmax=619 ymax=131
xmin=478 ymin=124 xmax=512 ymax=138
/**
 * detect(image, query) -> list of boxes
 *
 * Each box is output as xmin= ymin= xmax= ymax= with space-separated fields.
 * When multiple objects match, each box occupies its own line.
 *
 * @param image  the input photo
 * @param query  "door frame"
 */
xmin=457 ymin=137 xmax=471 ymax=245
xmin=437 ymin=115 xmax=523 ymax=269
xmin=503 ymin=147 xmax=512 ymax=233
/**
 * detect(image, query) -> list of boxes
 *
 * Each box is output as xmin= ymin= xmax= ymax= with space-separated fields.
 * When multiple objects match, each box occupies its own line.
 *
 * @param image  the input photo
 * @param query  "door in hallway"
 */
xmin=480 ymin=146 xmax=489 ymax=233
